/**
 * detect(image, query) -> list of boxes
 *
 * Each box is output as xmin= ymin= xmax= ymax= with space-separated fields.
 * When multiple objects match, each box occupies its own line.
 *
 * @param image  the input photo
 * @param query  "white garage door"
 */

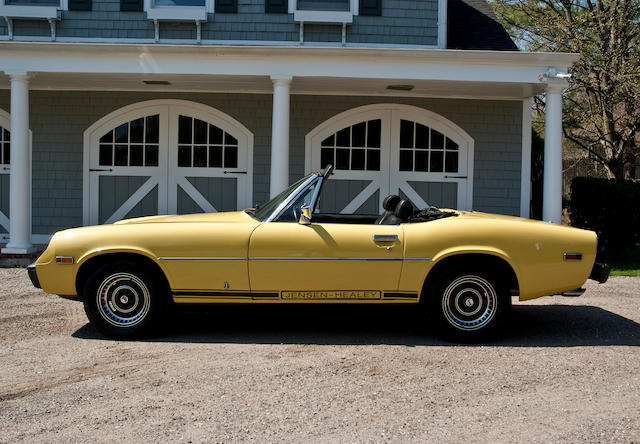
xmin=84 ymin=100 xmax=253 ymax=225
xmin=306 ymin=104 xmax=474 ymax=214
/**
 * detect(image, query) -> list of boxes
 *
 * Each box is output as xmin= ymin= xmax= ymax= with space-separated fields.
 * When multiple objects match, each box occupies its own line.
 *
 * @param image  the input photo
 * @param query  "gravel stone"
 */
xmin=1 ymin=268 xmax=639 ymax=442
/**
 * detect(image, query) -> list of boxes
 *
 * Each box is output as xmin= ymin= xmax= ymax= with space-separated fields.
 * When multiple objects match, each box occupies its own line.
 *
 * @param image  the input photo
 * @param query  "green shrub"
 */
xmin=569 ymin=177 xmax=640 ymax=258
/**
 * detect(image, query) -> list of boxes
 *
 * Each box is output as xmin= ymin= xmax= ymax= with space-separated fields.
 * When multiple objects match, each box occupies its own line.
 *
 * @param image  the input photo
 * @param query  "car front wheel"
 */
xmin=83 ymin=261 xmax=166 ymax=338
xmin=426 ymin=270 xmax=509 ymax=342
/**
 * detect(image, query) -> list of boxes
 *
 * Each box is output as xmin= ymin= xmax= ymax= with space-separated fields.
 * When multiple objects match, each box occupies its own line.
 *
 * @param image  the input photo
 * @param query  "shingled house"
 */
xmin=0 ymin=0 xmax=577 ymax=253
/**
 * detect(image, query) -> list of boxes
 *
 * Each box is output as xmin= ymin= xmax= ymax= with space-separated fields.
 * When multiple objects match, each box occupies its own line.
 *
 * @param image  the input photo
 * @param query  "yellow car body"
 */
xmin=28 ymin=166 xmax=608 ymax=340
xmin=34 ymin=209 xmax=597 ymax=302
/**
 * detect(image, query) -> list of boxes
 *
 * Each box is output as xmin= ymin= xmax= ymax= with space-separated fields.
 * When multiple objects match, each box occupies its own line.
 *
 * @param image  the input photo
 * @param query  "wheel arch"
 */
xmin=75 ymin=251 xmax=171 ymax=299
xmin=422 ymin=251 xmax=520 ymax=299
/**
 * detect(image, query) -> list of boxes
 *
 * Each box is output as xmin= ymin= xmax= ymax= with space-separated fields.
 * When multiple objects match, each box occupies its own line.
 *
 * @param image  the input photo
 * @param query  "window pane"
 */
xmin=194 ymin=146 xmax=207 ymax=167
xmin=366 ymin=149 xmax=380 ymax=171
xmin=130 ymin=144 xmax=143 ymax=166
xmin=145 ymin=145 xmax=159 ymax=166
xmin=430 ymin=151 xmax=444 ymax=172
xmin=415 ymin=150 xmax=428 ymax=172
xmin=399 ymin=149 xmax=413 ymax=171
xmin=352 ymin=122 xmax=366 ymax=148
xmin=3 ymin=128 xmax=9 ymax=142
xmin=321 ymin=147 xmax=334 ymax=169
xmin=99 ymin=131 xmax=113 ymax=144
xmin=336 ymin=127 xmax=350 ymax=147
xmin=178 ymin=116 xmax=192 ymax=144
xmin=114 ymin=145 xmax=128 ymax=166
xmin=367 ymin=119 xmax=381 ymax=148
xmin=130 ymin=118 xmax=144 ymax=143
xmin=224 ymin=146 xmax=238 ymax=168
xmin=431 ymin=129 xmax=444 ymax=149
xmin=146 ymin=115 xmax=159 ymax=143
xmin=209 ymin=147 xmax=222 ymax=167
xmin=194 ymin=119 xmax=207 ymax=145
xmin=446 ymin=137 xmax=459 ymax=151
xmin=336 ymin=148 xmax=349 ymax=170
xmin=114 ymin=123 xmax=128 ymax=144
xmin=6 ymin=0 xmax=59 ymax=5
xmin=296 ymin=0 xmax=349 ymax=11
xmin=415 ymin=123 xmax=429 ymax=149
xmin=445 ymin=151 xmax=459 ymax=173
xmin=225 ymin=133 xmax=238 ymax=146
xmin=2 ymin=143 xmax=9 ymax=165
xmin=154 ymin=0 xmax=205 ymax=5
xmin=178 ymin=145 xmax=192 ymax=167
xmin=351 ymin=149 xmax=365 ymax=170
xmin=209 ymin=125 xmax=223 ymax=145
xmin=400 ymin=120 xmax=414 ymax=148
xmin=321 ymin=135 xmax=334 ymax=147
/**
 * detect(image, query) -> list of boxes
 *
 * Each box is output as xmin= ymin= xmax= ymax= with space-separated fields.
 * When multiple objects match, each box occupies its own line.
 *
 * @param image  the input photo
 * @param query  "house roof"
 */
xmin=447 ymin=0 xmax=519 ymax=51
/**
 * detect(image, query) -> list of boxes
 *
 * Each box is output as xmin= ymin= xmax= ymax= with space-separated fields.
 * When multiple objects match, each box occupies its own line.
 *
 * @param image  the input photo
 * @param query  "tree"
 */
xmin=491 ymin=0 xmax=640 ymax=179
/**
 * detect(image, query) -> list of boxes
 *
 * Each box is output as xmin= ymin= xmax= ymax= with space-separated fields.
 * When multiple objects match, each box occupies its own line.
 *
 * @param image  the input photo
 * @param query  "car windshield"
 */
xmin=249 ymin=175 xmax=314 ymax=222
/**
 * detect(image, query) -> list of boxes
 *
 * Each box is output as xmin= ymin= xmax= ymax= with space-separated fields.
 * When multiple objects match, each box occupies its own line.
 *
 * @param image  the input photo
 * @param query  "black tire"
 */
xmin=426 ymin=269 xmax=510 ymax=342
xmin=82 ymin=260 xmax=167 ymax=339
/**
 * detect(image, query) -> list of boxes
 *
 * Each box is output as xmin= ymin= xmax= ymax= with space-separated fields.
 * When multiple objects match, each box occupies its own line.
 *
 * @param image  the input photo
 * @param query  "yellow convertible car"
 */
xmin=28 ymin=165 xmax=609 ymax=341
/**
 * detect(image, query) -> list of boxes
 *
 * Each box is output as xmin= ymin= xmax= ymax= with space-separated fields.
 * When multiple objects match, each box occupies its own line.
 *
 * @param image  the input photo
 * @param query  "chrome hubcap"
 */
xmin=96 ymin=272 xmax=150 ymax=327
xmin=442 ymin=275 xmax=497 ymax=331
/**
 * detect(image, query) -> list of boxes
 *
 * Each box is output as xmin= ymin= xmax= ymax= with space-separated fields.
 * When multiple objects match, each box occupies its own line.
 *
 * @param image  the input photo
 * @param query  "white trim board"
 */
xmin=520 ymin=98 xmax=532 ymax=218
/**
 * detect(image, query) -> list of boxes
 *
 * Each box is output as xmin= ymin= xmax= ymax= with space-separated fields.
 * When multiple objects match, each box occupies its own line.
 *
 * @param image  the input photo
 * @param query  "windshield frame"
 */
xmin=249 ymin=173 xmax=319 ymax=222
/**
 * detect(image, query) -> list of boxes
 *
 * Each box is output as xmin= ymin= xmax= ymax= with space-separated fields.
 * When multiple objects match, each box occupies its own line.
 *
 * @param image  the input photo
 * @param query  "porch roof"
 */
xmin=0 ymin=42 xmax=580 ymax=99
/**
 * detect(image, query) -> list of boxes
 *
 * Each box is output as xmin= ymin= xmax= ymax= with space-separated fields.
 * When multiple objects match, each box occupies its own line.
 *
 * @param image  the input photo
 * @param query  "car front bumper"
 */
xmin=589 ymin=262 xmax=611 ymax=284
xmin=27 ymin=263 xmax=41 ymax=289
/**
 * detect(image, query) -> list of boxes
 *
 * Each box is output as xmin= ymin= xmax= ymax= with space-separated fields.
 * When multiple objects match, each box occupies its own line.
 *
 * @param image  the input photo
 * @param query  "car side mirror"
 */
xmin=298 ymin=205 xmax=312 ymax=225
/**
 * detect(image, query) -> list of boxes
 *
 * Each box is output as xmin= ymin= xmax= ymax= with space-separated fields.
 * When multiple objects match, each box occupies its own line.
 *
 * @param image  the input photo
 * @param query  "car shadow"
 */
xmin=72 ymin=303 xmax=640 ymax=347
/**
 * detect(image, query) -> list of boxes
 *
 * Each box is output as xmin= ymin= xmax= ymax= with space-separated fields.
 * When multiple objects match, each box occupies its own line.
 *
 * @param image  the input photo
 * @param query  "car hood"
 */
xmin=113 ymin=211 xmax=255 ymax=225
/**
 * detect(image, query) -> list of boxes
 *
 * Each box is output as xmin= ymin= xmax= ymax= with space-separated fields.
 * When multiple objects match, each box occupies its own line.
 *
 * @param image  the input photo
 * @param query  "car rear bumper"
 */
xmin=589 ymin=262 xmax=610 ymax=284
xmin=27 ymin=263 xmax=41 ymax=289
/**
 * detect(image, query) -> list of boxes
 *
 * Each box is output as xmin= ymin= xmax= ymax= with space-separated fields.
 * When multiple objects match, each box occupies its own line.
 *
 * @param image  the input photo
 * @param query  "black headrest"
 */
xmin=394 ymin=199 xmax=414 ymax=219
xmin=382 ymin=195 xmax=401 ymax=211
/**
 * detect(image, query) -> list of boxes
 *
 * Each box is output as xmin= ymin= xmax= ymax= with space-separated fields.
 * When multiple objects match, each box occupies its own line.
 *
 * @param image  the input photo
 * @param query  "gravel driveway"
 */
xmin=1 ymin=268 xmax=639 ymax=443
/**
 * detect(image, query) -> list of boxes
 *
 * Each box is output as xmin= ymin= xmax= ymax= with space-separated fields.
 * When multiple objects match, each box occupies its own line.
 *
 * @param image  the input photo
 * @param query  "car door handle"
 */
xmin=372 ymin=234 xmax=398 ymax=242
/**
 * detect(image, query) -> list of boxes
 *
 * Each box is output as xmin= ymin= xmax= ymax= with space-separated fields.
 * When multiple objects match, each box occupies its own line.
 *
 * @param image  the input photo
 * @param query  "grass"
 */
xmin=607 ymin=247 xmax=640 ymax=277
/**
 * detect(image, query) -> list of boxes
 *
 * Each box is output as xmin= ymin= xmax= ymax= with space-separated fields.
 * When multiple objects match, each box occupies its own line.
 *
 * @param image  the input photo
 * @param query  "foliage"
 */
xmin=491 ymin=0 xmax=640 ymax=179
xmin=569 ymin=177 xmax=640 ymax=257
xmin=608 ymin=247 xmax=640 ymax=276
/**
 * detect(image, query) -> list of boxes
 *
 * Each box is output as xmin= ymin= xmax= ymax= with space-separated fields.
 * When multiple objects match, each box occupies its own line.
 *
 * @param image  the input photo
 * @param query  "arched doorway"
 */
xmin=305 ymin=104 xmax=474 ymax=214
xmin=83 ymin=100 xmax=253 ymax=225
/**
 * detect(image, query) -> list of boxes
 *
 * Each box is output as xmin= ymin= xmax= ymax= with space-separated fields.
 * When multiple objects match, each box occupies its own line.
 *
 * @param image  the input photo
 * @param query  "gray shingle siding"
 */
xmin=0 ymin=91 xmax=522 ymax=235
xmin=2 ymin=0 xmax=439 ymax=46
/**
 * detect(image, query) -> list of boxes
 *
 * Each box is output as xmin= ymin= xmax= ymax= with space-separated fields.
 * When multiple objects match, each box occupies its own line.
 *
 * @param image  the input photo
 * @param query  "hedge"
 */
xmin=569 ymin=177 xmax=640 ymax=257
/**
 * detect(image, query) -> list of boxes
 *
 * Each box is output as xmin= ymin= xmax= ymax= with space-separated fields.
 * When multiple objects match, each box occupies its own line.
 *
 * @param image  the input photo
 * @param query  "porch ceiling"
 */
xmin=0 ymin=73 xmax=543 ymax=99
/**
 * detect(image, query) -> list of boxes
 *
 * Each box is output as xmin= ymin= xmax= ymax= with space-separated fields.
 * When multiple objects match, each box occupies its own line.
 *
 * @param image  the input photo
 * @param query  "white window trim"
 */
xmin=290 ymin=0 xmax=358 ymax=23
xmin=437 ymin=0 xmax=447 ymax=49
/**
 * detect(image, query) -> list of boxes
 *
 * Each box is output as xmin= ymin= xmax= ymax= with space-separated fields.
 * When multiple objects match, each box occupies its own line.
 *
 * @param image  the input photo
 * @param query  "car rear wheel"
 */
xmin=426 ymin=270 xmax=510 ymax=342
xmin=83 ymin=261 xmax=166 ymax=338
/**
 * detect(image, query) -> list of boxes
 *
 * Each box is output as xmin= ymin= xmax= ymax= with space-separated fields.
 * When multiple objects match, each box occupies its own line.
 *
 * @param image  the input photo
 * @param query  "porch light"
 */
xmin=143 ymin=80 xmax=171 ymax=85
xmin=386 ymin=84 xmax=414 ymax=91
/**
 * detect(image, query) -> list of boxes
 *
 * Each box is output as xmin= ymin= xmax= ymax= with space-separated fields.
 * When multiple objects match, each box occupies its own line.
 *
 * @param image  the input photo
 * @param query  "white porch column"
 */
xmin=2 ymin=73 xmax=34 ymax=254
xmin=542 ymin=80 xmax=567 ymax=224
xmin=269 ymin=76 xmax=292 ymax=198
